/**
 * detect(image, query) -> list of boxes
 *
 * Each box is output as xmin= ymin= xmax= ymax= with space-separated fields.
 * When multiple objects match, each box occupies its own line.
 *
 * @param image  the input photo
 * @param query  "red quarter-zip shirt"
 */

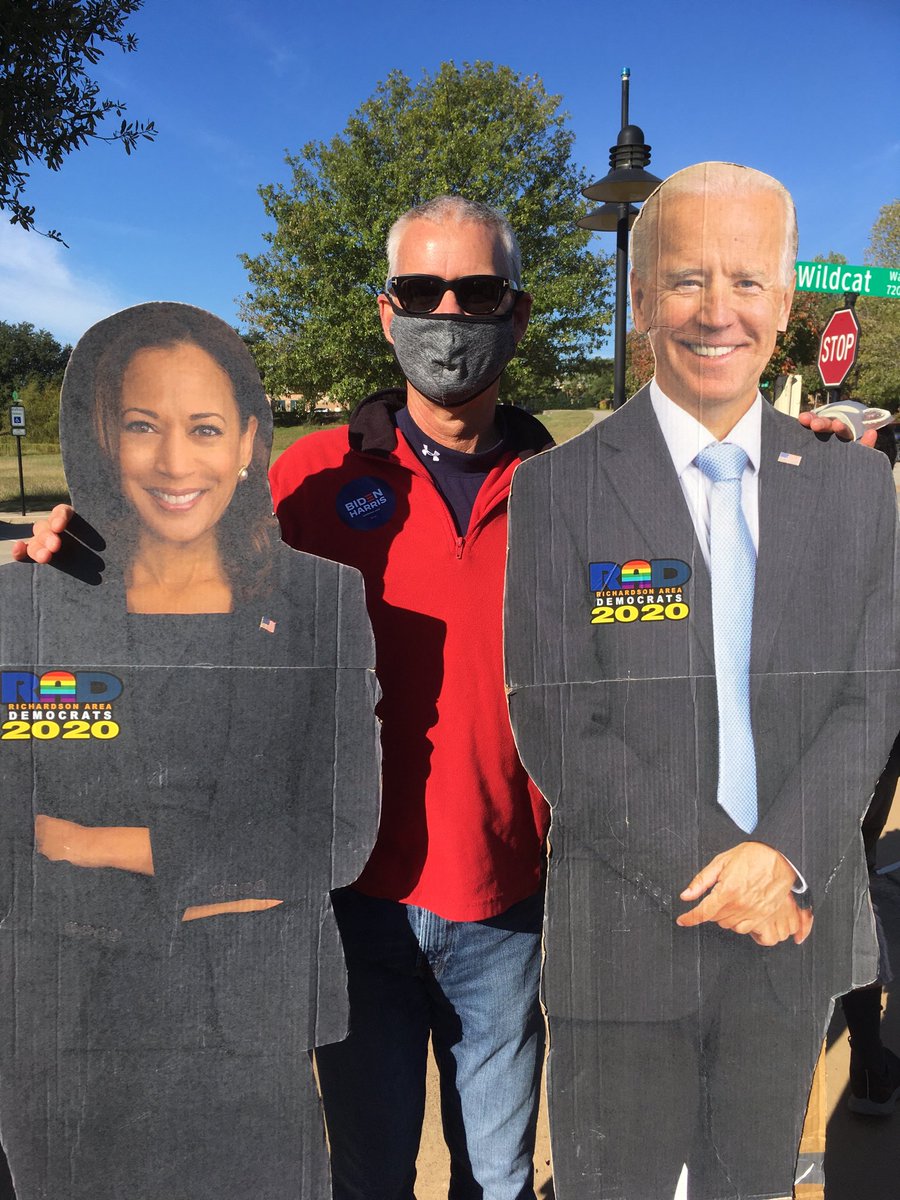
xmin=269 ymin=390 xmax=551 ymax=920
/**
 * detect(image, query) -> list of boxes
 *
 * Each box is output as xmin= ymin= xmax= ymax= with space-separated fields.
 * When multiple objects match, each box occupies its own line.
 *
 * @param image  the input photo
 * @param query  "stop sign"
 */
xmin=818 ymin=308 xmax=860 ymax=388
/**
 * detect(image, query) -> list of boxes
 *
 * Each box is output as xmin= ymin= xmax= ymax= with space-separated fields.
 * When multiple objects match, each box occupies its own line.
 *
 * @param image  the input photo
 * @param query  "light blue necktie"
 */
xmin=695 ymin=443 xmax=758 ymax=833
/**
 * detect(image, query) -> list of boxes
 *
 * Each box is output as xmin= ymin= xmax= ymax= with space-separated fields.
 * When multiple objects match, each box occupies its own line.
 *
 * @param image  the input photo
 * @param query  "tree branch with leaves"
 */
xmin=241 ymin=61 xmax=612 ymax=412
xmin=0 ymin=0 xmax=156 ymax=243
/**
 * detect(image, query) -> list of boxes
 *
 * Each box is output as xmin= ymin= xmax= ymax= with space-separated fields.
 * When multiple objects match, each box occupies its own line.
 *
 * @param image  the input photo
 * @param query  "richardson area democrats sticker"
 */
xmin=337 ymin=476 xmax=397 ymax=530
xmin=1 ymin=669 xmax=123 ymax=741
xmin=589 ymin=558 xmax=691 ymax=626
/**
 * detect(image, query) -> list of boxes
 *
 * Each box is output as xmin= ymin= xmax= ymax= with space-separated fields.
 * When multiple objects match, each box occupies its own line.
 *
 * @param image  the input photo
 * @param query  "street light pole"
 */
xmin=577 ymin=69 xmax=661 ymax=408
xmin=612 ymin=202 xmax=630 ymax=411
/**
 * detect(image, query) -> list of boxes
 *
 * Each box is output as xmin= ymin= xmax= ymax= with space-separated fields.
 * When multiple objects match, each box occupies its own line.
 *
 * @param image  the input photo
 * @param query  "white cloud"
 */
xmin=0 ymin=222 xmax=129 ymax=345
xmin=223 ymin=7 xmax=298 ymax=77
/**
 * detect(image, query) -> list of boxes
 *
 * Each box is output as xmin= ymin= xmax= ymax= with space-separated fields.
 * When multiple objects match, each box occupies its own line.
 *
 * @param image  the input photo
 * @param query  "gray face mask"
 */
xmin=389 ymin=309 xmax=518 ymax=408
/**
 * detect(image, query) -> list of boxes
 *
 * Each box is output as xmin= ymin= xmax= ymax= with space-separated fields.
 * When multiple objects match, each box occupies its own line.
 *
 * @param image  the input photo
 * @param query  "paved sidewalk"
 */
xmin=0 ymin=511 xmax=53 ymax=565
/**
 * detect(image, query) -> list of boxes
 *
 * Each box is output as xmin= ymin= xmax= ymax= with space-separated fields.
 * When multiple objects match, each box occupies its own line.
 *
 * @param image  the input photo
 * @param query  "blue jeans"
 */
xmin=316 ymin=887 xmax=545 ymax=1200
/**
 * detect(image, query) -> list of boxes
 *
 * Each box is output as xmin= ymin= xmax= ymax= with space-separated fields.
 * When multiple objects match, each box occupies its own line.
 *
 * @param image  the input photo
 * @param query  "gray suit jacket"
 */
xmin=505 ymin=387 xmax=898 ymax=1022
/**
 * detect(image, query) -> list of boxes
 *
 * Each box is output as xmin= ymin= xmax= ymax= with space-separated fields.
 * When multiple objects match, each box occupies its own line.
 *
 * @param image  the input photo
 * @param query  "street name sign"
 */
xmin=795 ymin=262 xmax=900 ymax=298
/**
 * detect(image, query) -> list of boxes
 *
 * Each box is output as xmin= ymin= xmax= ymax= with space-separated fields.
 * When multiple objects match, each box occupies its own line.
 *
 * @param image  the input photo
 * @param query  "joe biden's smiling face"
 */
xmin=631 ymin=184 xmax=794 ymax=438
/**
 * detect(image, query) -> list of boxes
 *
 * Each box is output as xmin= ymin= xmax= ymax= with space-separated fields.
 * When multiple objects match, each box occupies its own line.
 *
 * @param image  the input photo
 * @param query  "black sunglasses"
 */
xmin=387 ymin=274 xmax=521 ymax=316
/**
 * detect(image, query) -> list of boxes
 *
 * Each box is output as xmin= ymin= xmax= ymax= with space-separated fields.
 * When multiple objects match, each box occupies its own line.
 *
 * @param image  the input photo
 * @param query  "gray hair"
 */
xmin=631 ymin=162 xmax=798 ymax=288
xmin=386 ymin=195 xmax=522 ymax=283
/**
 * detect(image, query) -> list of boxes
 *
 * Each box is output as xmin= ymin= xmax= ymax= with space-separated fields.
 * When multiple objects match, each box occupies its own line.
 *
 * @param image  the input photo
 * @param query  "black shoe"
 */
xmin=848 ymin=1046 xmax=900 ymax=1116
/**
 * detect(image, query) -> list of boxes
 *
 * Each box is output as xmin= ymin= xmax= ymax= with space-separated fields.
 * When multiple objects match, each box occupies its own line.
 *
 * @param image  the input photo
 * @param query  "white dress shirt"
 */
xmin=649 ymin=380 xmax=761 ymax=567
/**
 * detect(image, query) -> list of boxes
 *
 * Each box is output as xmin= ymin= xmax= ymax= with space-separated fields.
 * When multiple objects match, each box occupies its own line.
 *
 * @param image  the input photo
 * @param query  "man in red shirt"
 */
xmin=268 ymin=196 xmax=551 ymax=1200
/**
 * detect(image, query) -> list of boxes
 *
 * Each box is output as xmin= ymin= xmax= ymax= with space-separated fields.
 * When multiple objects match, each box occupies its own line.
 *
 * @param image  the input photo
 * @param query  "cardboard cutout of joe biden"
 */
xmin=505 ymin=163 xmax=899 ymax=1200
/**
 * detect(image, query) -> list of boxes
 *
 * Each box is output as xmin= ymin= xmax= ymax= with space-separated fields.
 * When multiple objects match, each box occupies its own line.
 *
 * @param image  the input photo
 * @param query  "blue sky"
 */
xmin=2 ymin=0 xmax=898 ymax=347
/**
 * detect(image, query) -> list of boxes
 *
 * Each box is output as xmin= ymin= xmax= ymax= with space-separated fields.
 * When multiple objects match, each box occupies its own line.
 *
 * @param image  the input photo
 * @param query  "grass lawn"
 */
xmin=271 ymin=421 xmax=341 ymax=459
xmin=0 ymin=453 xmax=70 ymax=512
xmin=270 ymin=410 xmax=597 ymax=458
xmin=0 ymin=411 xmax=597 ymax=512
xmin=538 ymin=410 xmax=595 ymax=444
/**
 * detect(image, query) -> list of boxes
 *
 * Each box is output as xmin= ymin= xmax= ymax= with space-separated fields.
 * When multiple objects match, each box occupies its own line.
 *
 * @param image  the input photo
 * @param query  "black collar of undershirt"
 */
xmin=396 ymin=405 xmax=506 ymax=472
xmin=347 ymin=388 xmax=553 ymax=458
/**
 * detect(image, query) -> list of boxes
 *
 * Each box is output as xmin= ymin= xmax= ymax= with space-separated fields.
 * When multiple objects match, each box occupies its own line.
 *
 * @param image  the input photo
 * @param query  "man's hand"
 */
xmin=35 ymin=814 xmax=154 ymax=875
xmin=749 ymin=898 xmax=813 ymax=947
xmin=34 ymin=815 xmax=87 ymax=863
xmin=676 ymin=842 xmax=801 ymax=938
xmin=11 ymin=504 xmax=74 ymax=564
xmin=797 ymin=411 xmax=877 ymax=448
xmin=182 ymin=899 xmax=284 ymax=922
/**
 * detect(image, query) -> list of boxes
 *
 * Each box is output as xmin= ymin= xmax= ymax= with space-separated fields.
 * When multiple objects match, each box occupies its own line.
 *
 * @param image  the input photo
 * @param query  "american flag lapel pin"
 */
xmin=259 ymin=616 xmax=277 ymax=634
xmin=778 ymin=451 xmax=802 ymax=467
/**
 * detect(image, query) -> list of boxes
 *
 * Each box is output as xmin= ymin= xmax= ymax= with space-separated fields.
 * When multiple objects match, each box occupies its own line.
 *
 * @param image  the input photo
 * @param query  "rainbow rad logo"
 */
xmin=39 ymin=671 xmax=78 ymax=700
xmin=2 ymin=670 xmax=123 ymax=741
xmin=589 ymin=559 xmax=692 ymax=627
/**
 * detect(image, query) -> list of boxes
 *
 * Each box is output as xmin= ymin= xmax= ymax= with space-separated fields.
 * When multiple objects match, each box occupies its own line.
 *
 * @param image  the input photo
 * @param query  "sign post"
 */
xmin=8 ymin=393 xmax=26 ymax=516
xmin=817 ymin=307 xmax=860 ymax=402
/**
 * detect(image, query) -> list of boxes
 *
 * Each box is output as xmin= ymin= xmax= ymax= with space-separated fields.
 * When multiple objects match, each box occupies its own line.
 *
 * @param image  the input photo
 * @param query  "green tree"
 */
xmin=856 ymin=199 xmax=900 ymax=410
xmin=558 ymin=357 xmax=614 ymax=408
xmin=0 ymin=320 xmax=70 ymax=394
xmin=0 ymin=321 xmax=70 ymax=443
xmin=624 ymin=328 xmax=655 ymax=397
xmin=1 ymin=0 xmax=156 ymax=242
xmin=854 ymin=303 xmax=900 ymax=410
xmin=11 ymin=375 xmax=63 ymax=443
xmin=867 ymin=198 xmax=900 ymax=268
xmin=766 ymin=289 xmax=823 ymax=397
xmin=241 ymin=62 xmax=612 ymax=412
